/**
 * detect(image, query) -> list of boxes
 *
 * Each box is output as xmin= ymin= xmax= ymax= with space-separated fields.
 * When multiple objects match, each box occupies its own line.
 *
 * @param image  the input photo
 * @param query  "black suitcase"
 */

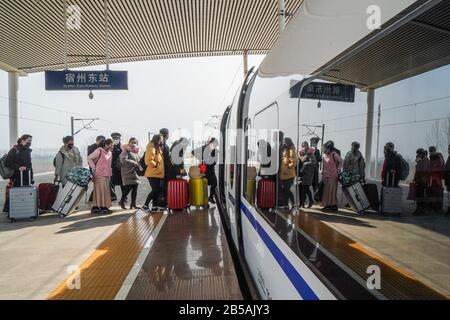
xmin=363 ymin=183 xmax=380 ymax=211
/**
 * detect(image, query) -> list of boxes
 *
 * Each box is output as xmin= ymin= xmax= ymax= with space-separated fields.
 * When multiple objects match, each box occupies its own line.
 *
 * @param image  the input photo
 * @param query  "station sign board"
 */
xmin=45 ymin=70 xmax=128 ymax=91
xmin=290 ymin=80 xmax=355 ymax=103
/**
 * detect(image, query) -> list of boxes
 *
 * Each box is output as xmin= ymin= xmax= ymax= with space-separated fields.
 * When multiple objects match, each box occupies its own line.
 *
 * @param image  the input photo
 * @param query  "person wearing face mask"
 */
xmin=87 ymin=139 xmax=114 ymax=214
xmin=412 ymin=148 xmax=430 ymax=215
xmin=110 ymin=132 xmax=125 ymax=202
xmin=143 ymin=134 xmax=165 ymax=213
xmin=321 ymin=140 xmax=343 ymax=212
xmin=381 ymin=142 xmax=402 ymax=187
xmin=159 ymin=128 xmax=170 ymax=208
xmin=5 ymin=134 xmax=34 ymax=188
xmin=119 ymin=138 xmax=141 ymax=210
xmin=343 ymin=142 xmax=366 ymax=182
xmin=54 ymin=136 xmax=82 ymax=187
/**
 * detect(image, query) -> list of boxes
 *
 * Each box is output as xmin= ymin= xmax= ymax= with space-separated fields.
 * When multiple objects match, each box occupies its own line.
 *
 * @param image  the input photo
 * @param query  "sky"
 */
xmin=0 ymin=55 xmax=265 ymax=153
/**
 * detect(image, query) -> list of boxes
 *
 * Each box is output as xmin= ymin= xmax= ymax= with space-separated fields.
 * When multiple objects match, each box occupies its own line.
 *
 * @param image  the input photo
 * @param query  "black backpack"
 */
xmin=138 ymin=152 xmax=147 ymax=176
xmin=53 ymin=151 xmax=65 ymax=167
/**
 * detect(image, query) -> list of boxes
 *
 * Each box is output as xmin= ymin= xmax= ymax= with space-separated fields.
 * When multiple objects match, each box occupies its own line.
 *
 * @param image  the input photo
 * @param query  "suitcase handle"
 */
xmin=20 ymin=169 xmax=32 ymax=187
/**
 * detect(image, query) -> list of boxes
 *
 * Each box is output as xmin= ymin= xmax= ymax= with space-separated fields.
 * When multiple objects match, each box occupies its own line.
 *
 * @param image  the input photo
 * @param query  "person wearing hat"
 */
xmin=412 ymin=148 xmax=430 ymax=215
xmin=111 ymin=132 xmax=125 ymax=202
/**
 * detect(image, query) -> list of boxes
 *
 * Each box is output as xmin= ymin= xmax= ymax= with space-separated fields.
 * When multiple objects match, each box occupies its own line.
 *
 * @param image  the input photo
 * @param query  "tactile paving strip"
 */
xmin=47 ymin=211 xmax=162 ymax=300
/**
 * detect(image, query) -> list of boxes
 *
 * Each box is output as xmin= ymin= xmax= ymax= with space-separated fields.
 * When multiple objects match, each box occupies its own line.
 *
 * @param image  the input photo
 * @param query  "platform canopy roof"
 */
xmin=260 ymin=0 xmax=450 ymax=89
xmin=0 ymin=0 xmax=304 ymax=74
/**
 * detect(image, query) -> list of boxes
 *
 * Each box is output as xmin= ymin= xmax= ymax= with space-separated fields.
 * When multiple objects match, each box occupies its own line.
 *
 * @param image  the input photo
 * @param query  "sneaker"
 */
xmin=141 ymin=205 xmax=150 ymax=213
xmin=151 ymin=207 xmax=160 ymax=213
xmin=91 ymin=207 xmax=100 ymax=214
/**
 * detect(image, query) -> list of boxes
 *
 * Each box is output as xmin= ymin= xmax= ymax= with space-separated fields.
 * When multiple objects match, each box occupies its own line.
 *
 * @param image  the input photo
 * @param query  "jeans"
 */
xmin=145 ymin=178 xmax=164 ymax=207
xmin=300 ymin=184 xmax=314 ymax=207
xmin=279 ymin=178 xmax=295 ymax=208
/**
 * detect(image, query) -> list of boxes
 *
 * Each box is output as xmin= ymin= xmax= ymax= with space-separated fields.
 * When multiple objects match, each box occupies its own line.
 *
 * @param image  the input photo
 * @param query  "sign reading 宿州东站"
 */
xmin=290 ymin=80 xmax=355 ymax=103
xmin=45 ymin=70 xmax=128 ymax=91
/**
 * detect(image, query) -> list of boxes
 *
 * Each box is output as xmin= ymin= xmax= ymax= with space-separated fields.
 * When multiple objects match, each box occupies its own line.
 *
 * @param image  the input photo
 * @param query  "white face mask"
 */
xmin=113 ymin=139 xmax=120 ymax=145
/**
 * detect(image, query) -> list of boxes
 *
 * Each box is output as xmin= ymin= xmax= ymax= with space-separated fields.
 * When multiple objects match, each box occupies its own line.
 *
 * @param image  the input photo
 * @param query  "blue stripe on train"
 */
xmin=228 ymin=192 xmax=319 ymax=300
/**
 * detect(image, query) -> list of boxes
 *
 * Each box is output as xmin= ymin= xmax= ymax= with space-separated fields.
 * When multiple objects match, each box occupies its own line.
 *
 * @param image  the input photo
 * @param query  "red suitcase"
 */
xmin=257 ymin=179 xmax=276 ymax=209
xmin=39 ymin=183 xmax=60 ymax=212
xmin=167 ymin=179 xmax=189 ymax=212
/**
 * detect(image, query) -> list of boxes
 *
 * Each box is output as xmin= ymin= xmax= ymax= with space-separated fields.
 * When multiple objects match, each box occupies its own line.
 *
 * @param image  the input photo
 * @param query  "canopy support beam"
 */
xmin=8 ymin=72 xmax=19 ymax=147
xmin=365 ymin=88 xmax=375 ymax=178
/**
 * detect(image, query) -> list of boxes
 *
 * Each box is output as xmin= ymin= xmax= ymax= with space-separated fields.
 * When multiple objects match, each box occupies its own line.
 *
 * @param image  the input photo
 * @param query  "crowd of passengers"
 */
xmin=2 ymin=129 xmax=218 ymax=215
xmin=259 ymin=132 xmax=450 ymax=215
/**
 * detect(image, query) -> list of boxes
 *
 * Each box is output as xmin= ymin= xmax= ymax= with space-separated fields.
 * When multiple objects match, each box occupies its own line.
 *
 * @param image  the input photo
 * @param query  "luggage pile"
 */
xmin=52 ymin=167 xmax=91 ymax=218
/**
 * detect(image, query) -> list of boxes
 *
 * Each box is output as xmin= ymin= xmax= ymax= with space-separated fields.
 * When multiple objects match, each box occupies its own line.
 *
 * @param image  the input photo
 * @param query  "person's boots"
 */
xmin=130 ymin=202 xmax=140 ymax=210
xmin=119 ymin=200 xmax=127 ymax=210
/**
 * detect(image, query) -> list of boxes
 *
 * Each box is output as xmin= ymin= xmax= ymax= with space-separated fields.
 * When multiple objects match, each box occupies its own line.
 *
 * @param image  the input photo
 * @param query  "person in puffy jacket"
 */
xmin=343 ymin=142 xmax=366 ymax=182
xmin=119 ymin=138 xmax=141 ymax=210
xmin=428 ymin=146 xmax=445 ymax=212
xmin=87 ymin=139 xmax=114 ymax=214
xmin=5 ymin=134 xmax=34 ymax=188
xmin=279 ymin=137 xmax=297 ymax=210
xmin=143 ymin=134 xmax=165 ymax=213
xmin=54 ymin=136 xmax=82 ymax=187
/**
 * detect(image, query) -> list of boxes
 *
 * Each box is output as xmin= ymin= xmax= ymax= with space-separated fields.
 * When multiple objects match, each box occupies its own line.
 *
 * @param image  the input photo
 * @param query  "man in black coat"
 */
xmin=111 ymin=132 xmax=125 ymax=202
xmin=192 ymin=138 xmax=219 ymax=204
xmin=159 ymin=128 xmax=171 ymax=207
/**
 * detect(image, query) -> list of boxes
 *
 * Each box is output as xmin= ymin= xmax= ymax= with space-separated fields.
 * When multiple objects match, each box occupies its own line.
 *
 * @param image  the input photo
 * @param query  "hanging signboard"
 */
xmin=290 ymin=80 xmax=355 ymax=103
xmin=45 ymin=70 xmax=128 ymax=91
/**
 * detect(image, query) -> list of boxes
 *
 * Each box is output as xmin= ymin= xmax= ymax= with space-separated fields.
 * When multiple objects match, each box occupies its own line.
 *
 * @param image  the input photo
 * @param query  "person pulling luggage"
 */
xmin=192 ymin=138 xmax=219 ymax=204
xmin=381 ymin=142 xmax=402 ymax=187
xmin=54 ymin=136 xmax=82 ymax=187
xmin=343 ymin=142 xmax=366 ymax=183
xmin=5 ymin=134 xmax=34 ymax=188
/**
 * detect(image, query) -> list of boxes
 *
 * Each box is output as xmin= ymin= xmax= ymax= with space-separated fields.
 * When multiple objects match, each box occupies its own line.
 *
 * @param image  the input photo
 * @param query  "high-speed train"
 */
xmin=215 ymin=0 xmax=450 ymax=300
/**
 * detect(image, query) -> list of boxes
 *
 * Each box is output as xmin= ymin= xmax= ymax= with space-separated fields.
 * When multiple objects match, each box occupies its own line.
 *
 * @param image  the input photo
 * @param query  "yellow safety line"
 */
xmin=47 ymin=211 xmax=163 ymax=300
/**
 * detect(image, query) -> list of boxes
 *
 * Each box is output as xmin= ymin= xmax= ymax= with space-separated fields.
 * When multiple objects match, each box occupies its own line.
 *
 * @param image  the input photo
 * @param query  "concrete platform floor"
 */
xmin=0 ymin=174 xmax=153 ymax=300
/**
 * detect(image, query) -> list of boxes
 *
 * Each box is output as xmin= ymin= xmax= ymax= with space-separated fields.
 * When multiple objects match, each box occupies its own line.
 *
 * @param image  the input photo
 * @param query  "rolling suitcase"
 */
xmin=8 ymin=170 xmax=39 ymax=223
xmin=167 ymin=179 xmax=189 ymax=212
xmin=342 ymin=182 xmax=370 ymax=213
xmin=257 ymin=178 xmax=276 ymax=209
xmin=363 ymin=183 xmax=380 ymax=211
xmin=381 ymin=173 xmax=402 ymax=215
xmin=38 ymin=183 xmax=60 ymax=212
xmin=189 ymin=178 xmax=208 ymax=209
xmin=52 ymin=181 xmax=87 ymax=218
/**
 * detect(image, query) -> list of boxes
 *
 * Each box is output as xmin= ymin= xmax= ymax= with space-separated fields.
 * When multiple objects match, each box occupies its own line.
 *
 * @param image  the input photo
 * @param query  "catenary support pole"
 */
xmin=8 ymin=72 xmax=19 ymax=147
xmin=365 ymin=88 xmax=375 ymax=178
xmin=278 ymin=0 xmax=286 ymax=33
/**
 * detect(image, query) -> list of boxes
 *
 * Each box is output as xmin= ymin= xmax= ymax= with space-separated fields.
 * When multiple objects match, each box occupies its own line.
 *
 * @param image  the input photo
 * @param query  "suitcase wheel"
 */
xmin=8 ymin=218 xmax=15 ymax=223
xmin=58 ymin=213 xmax=66 ymax=219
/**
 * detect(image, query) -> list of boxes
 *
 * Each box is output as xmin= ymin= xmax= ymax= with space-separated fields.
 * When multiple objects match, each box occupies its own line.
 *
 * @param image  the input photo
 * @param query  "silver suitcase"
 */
xmin=381 ymin=172 xmax=403 ymax=215
xmin=52 ymin=181 xmax=87 ymax=218
xmin=9 ymin=170 xmax=39 ymax=222
xmin=342 ymin=182 xmax=370 ymax=213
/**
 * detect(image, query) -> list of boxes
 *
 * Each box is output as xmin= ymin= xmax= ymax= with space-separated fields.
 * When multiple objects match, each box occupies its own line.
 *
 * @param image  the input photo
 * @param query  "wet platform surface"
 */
xmin=126 ymin=208 xmax=243 ymax=300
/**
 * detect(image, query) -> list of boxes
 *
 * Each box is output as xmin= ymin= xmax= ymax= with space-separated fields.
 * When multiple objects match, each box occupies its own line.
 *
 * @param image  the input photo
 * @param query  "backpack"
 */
xmin=398 ymin=154 xmax=410 ymax=181
xmin=0 ymin=153 xmax=14 ymax=180
xmin=138 ymin=152 xmax=147 ymax=176
xmin=53 ymin=151 xmax=65 ymax=167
